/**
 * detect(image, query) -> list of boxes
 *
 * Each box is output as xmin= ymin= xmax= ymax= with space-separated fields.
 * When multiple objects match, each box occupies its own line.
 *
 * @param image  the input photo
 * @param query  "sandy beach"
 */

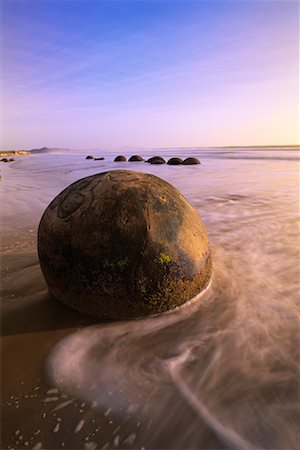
xmin=1 ymin=148 xmax=300 ymax=449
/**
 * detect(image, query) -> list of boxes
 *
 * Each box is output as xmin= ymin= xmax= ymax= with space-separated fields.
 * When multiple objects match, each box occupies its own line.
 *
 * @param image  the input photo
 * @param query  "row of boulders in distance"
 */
xmin=86 ymin=155 xmax=200 ymax=165
xmin=1 ymin=158 xmax=15 ymax=162
xmin=145 ymin=156 xmax=200 ymax=165
xmin=120 ymin=155 xmax=201 ymax=165
xmin=86 ymin=156 xmax=105 ymax=160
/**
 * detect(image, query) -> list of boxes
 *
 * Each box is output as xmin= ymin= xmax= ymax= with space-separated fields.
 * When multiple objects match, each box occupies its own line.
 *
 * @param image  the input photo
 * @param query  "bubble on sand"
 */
xmin=46 ymin=388 xmax=59 ymax=395
xmin=83 ymin=442 xmax=97 ymax=450
xmin=52 ymin=423 xmax=60 ymax=433
xmin=31 ymin=443 xmax=43 ymax=450
xmin=113 ymin=435 xmax=120 ymax=447
xmin=52 ymin=399 xmax=73 ymax=411
xmin=74 ymin=419 xmax=85 ymax=433
xmin=123 ymin=432 xmax=136 ymax=446
xmin=44 ymin=397 xmax=59 ymax=403
xmin=104 ymin=408 xmax=111 ymax=416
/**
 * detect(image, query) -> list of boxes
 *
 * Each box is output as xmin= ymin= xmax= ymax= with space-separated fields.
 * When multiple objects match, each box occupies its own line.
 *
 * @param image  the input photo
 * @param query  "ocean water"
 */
xmin=1 ymin=147 xmax=300 ymax=449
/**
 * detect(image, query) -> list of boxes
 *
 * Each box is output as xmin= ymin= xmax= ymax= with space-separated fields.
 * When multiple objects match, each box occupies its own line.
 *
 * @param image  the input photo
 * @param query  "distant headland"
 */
xmin=0 ymin=147 xmax=66 ymax=156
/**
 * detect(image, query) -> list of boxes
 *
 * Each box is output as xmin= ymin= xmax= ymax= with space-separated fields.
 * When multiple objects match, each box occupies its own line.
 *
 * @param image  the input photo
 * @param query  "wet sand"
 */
xmin=1 ymin=240 xmax=224 ymax=450
xmin=1 ymin=258 xmax=224 ymax=450
xmin=1 ymin=251 xmax=99 ymax=450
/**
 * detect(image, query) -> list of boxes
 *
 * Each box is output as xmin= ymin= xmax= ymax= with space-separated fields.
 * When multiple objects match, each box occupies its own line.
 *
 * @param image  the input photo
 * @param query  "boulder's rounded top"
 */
xmin=167 ymin=157 xmax=183 ymax=165
xmin=182 ymin=157 xmax=201 ymax=165
xmin=146 ymin=156 xmax=166 ymax=164
xmin=114 ymin=155 xmax=127 ymax=162
xmin=128 ymin=155 xmax=144 ymax=162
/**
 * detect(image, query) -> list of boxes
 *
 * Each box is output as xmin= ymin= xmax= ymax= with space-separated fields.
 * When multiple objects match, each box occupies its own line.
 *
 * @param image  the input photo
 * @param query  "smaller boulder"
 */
xmin=94 ymin=157 xmax=105 ymax=161
xmin=146 ymin=156 xmax=166 ymax=164
xmin=167 ymin=157 xmax=183 ymax=165
xmin=114 ymin=155 xmax=127 ymax=162
xmin=1 ymin=158 xmax=9 ymax=162
xmin=9 ymin=158 xmax=15 ymax=162
xmin=182 ymin=157 xmax=201 ymax=165
xmin=86 ymin=155 xmax=94 ymax=160
xmin=129 ymin=155 xmax=144 ymax=162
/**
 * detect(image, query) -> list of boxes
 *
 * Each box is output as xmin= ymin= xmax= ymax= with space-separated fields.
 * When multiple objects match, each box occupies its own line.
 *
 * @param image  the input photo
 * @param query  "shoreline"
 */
xmin=0 ymin=145 xmax=299 ymax=158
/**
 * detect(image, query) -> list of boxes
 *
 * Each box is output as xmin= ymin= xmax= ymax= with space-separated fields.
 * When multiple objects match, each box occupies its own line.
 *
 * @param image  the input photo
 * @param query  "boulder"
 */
xmin=38 ymin=170 xmax=211 ymax=319
xmin=94 ymin=157 xmax=105 ymax=161
xmin=146 ymin=156 xmax=166 ymax=164
xmin=182 ymin=157 xmax=201 ymax=165
xmin=128 ymin=155 xmax=144 ymax=162
xmin=86 ymin=155 xmax=94 ymax=160
xmin=167 ymin=157 xmax=183 ymax=165
xmin=114 ymin=155 xmax=127 ymax=162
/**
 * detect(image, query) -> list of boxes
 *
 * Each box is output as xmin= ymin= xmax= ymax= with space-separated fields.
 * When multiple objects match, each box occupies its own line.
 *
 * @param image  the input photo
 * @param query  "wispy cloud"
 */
xmin=2 ymin=0 xmax=299 ymax=148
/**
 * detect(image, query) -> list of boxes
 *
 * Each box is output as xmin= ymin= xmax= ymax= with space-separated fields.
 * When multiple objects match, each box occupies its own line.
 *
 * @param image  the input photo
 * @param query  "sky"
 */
xmin=1 ymin=0 xmax=299 ymax=149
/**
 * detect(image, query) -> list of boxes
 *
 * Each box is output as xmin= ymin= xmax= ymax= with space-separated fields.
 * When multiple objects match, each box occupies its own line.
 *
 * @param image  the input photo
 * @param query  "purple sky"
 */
xmin=1 ymin=0 xmax=299 ymax=149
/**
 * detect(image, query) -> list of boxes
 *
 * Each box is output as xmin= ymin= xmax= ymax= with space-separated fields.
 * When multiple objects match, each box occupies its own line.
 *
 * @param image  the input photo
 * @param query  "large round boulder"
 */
xmin=38 ymin=170 xmax=211 ymax=319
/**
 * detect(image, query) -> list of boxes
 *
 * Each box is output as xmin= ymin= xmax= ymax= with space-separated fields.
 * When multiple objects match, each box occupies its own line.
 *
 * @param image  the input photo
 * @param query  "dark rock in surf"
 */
xmin=128 ymin=155 xmax=144 ymax=162
xmin=38 ymin=170 xmax=212 ymax=320
xmin=94 ymin=157 xmax=105 ymax=161
xmin=9 ymin=158 xmax=15 ymax=162
xmin=86 ymin=155 xmax=94 ymax=160
xmin=167 ymin=157 xmax=183 ymax=165
xmin=114 ymin=155 xmax=127 ymax=162
xmin=1 ymin=158 xmax=9 ymax=162
xmin=182 ymin=157 xmax=201 ymax=165
xmin=146 ymin=156 xmax=166 ymax=165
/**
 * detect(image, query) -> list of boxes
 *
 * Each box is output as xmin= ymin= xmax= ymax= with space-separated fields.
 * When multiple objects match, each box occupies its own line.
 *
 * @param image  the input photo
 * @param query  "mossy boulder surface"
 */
xmin=38 ymin=170 xmax=211 ymax=319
